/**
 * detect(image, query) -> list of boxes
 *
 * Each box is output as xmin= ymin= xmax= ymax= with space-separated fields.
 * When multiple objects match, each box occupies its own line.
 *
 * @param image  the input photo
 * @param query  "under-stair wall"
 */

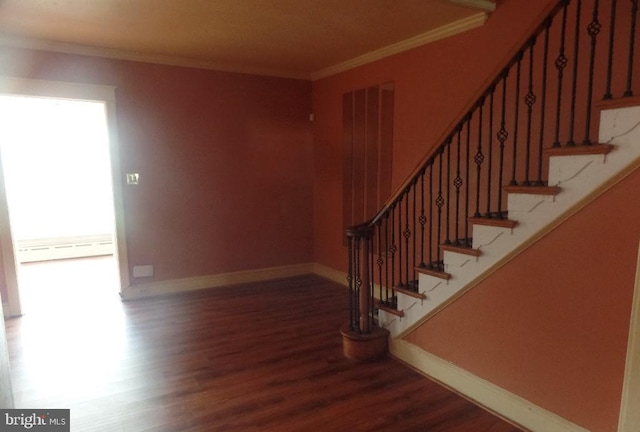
xmin=401 ymin=106 xmax=640 ymax=432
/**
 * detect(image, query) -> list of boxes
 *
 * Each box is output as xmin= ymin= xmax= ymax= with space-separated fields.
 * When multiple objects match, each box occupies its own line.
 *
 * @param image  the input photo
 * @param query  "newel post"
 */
xmin=341 ymin=224 xmax=389 ymax=361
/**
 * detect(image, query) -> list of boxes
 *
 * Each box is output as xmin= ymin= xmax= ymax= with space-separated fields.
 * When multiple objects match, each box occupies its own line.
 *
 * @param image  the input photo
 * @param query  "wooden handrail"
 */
xmin=364 ymin=0 xmax=565 ymax=230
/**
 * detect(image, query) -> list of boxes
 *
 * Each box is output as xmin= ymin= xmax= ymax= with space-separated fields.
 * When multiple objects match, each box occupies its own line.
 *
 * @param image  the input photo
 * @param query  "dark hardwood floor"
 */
xmin=5 ymin=259 xmax=522 ymax=431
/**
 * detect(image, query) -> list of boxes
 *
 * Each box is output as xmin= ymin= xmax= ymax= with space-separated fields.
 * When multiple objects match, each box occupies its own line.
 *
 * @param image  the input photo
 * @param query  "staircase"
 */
xmin=380 ymin=102 xmax=640 ymax=337
xmin=343 ymin=0 xmax=640 ymax=353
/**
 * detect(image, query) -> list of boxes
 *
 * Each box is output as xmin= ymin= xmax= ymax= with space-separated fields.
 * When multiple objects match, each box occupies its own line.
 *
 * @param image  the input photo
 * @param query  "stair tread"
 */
xmin=377 ymin=303 xmax=404 ymax=317
xmin=544 ymin=143 xmax=613 ymax=157
xmin=440 ymin=242 xmax=481 ymax=257
xmin=415 ymin=264 xmax=451 ymax=280
xmin=469 ymin=215 xmax=518 ymax=229
xmin=594 ymin=95 xmax=640 ymax=110
xmin=393 ymin=282 xmax=426 ymax=299
xmin=503 ymin=184 xmax=561 ymax=195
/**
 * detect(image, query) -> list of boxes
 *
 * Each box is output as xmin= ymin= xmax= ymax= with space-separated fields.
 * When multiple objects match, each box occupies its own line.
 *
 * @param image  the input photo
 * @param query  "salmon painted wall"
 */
xmin=0 ymin=46 xmax=313 ymax=292
xmin=312 ymin=0 xmax=556 ymax=272
xmin=311 ymin=0 xmax=637 ymax=430
xmin=405 ymin=167 xmax=640 ymax=432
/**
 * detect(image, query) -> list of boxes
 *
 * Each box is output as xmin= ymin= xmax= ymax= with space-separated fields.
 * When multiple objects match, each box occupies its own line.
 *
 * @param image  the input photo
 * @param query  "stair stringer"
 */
xmin=379 ymin=104 xmax=640 ymax=338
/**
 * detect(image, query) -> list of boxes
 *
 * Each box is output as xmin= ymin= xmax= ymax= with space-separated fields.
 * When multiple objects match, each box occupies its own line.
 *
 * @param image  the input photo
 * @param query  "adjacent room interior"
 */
xmin=0 ymin=95 xmax=118 ymax=316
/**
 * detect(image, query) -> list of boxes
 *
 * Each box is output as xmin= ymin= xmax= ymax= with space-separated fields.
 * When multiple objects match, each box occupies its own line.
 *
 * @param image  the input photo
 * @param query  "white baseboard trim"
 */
xmin=313 ymin=263 xmax=348 ymax=287
xmin=390 ymin=339 xmax=590 ymax=432
xmin=122 ymin=262 xmax=315 ymax=300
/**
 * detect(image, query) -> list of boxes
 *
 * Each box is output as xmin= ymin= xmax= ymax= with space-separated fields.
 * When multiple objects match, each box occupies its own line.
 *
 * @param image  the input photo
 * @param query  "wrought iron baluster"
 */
xmin=603 ymin=0 xmax=617 ymax=99
xmin=511 ymin=52 xmax=523 ymax=184
xmin=419 ymin=169 xmax=426 ymax=266
xmin=429 ymin=162 xmax=434 ymax=264
xmin=584 ymin=0 xmax=601 ymax=144
xmin=475 ymin=98 xmax=485 ymax=217
xmin=367 ymin=235 xmax=374 ymax=330
xmin=497 ymin=71 xmax=509 ymax=214
xmin=404 ymin=190 xmax=410 ymax=287
xmin=537 ymin=19 xmax=551 ymax=184
xmin=454 ymin=127 xmax=463 ymax=244
xmin=567 ymin=0 xmax=583 ymax=146
xmin=377 ymin=222 xmax=383 ymax=303
xmin=486 ymin=86 xmax=495 ymax=216
xmin=347 ymin=236 xmax=354 ymax=330
xmin=354 ymin=237 xmax=361 ymax=332
xmin=412 ymin=181 xmax=417 ymax=285
xmin=625 ymin=0 xmax=639 ymax=97
xmin=397 ymin=197 xmax=403 ymax=286
xmin=366 ymin=235 xmax=372 ymax=329
xmin=464 ymin=117 xmax=472 ymax=244
xmin=436 ymin=150 xmax=445 ymax=268
xmin=445 ymin=137 xmax=452 ymax=244
xmin=524 ymin=37 xmax=538 ymax=185
xmin=384 ymin=214 xmax=390 ymax=303
xmin=390 ymin=204 xmax=396 ymax=293
xmin=553 ymin=1 xmax=570 ymax=147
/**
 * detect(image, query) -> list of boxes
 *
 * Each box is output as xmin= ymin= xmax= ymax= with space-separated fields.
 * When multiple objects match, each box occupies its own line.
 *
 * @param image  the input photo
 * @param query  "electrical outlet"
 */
xmin=133 ymin=265 xmax=153 ymax=278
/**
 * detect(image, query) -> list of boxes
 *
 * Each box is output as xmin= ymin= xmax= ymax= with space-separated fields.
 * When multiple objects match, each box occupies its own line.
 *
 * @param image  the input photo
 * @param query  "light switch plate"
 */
xmin=126 ymin=173 xmax=139 ymax=185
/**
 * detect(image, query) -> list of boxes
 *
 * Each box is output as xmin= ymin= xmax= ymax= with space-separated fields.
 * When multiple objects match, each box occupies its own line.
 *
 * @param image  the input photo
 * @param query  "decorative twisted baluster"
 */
xmin=429 ymin=162 xmax=434 ymax=264
xmin=398 ymin=195 xmax=404 ymax=285
xmin=403 ymin=190 xmax=411 ymax=286
xmin=474 ymin=98 xmax=485 ymax=216
xmin=445 ymin=138 xmax=452 ymax=244
xmin=454 ymin=127 xmax=463 ymax=243
xmin=497 ymin=71 xmax=509 ymax=213
xmin=524 ymin=37 xmax=538 ymax=185
xmin=553 ymin=1 xmax=570 ymax=147
xmin=436 ymin=150 xmax=445 ymax=268
xmin=584 ymin=0 xmax=601 ymax=144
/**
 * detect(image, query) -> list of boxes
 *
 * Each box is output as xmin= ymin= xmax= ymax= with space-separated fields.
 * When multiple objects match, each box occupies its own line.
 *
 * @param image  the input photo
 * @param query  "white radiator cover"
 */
xmin=16 ymin=234 xmax=114 ymax=263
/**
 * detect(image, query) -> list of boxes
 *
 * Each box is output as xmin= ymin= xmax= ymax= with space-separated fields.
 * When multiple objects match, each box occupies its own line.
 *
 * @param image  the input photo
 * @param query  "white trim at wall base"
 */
xmin=313 ymin=263 xmax=348 ymax=287
xmin=390 ymin=339 xmax=590 ymax=432
xmin=121 ymin=263 xmax=315 ymax=300
xmin=618 ymin=240 xmax=640 ymax=432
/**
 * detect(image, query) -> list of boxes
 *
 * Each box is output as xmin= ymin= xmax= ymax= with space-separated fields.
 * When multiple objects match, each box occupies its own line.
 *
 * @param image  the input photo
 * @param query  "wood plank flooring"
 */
xmin=5 ymin=259 xmax=522 ymax=431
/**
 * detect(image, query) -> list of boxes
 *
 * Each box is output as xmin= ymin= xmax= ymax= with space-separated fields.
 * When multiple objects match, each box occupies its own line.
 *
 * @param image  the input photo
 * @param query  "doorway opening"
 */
xmin=0 ymin=79 xmax=129 ymax=317
xmin=0 ymin=96 xmax=118 ymax=315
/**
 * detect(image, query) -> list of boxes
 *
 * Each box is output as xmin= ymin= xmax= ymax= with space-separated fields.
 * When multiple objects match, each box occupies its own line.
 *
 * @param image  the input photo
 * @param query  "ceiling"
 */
xmin=0 ymin=0 xmax=495 ymax=80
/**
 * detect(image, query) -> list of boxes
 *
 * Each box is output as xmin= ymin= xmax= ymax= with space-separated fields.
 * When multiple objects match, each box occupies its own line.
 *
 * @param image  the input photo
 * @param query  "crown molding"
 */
xmin=0 ymin=10 xmax=490 ymax=82
xmin=310 ymin=12 xmax=489 ymax=81
xmin=0 ymin=35 xmax=311 ymax=81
